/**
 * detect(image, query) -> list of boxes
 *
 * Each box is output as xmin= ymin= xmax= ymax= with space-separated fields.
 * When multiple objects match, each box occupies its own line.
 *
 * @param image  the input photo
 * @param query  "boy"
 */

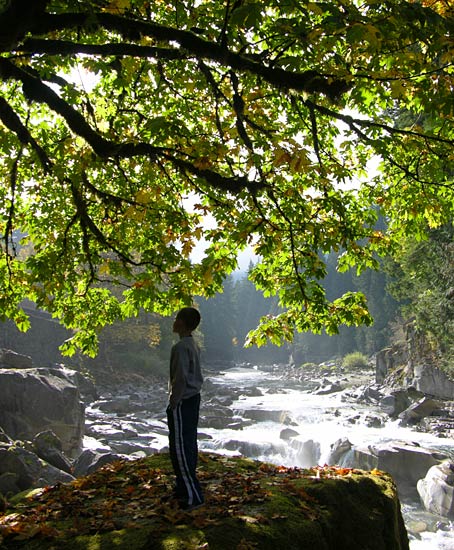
xmin=166 ymin=306 xmax=204 ymax=510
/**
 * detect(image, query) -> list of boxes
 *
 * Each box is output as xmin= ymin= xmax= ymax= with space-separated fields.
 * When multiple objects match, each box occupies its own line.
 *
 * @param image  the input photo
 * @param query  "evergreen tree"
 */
xmin=386 ymin=223 xmax=454 ymax=373
xmin=198 ymin=274 xmax=237 ymax=364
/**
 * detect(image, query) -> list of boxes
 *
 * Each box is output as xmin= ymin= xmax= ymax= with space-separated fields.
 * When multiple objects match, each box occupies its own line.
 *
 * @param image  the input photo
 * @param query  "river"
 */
xmin=196 ymin=366 xmax=454 ymax=550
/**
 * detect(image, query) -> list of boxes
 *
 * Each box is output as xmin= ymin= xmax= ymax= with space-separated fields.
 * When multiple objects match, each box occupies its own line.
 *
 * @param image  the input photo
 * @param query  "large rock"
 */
xmin=398 ymin=396 xmax=442 ymax=426
xmin=376 ymin=345 xmax=408 ymax=384
xmin=344 ymin=441 xmax=447 ymax=487
xmin=0 ymin=349 xmax=33 ymax=369
xmin=51 ymin=364 xmax=98 ymax=402
xmin=379 ymin=390 xmax=411 ymax=417
xmin=411 ymin=364 xmax=454 ymax=400
xmin=327 ymin=437 xmax=353 ymax=465
xmin=0 ymin=453 xmax=410 ymax=550
xmin=0 ymin=367 xmax=84 ymax=457
xmin=72 ymin=449 xmax=126 ymax=477
xmin=417 ymin=461 xmax=454 ymax=518
xmin=0 ymin=441 xmax=74 ymax=495
xmin=33 ymin=430 xmax=73 ymax=474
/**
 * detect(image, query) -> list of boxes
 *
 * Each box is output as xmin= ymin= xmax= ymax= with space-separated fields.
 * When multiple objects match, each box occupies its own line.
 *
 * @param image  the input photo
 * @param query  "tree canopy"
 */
xmin=0 ymin=0 xmax=453 ymax=355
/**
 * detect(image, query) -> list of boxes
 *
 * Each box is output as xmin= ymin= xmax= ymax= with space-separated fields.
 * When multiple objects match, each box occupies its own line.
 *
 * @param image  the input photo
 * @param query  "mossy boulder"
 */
xmin=0 ymin=452 xmax=409 ymax=550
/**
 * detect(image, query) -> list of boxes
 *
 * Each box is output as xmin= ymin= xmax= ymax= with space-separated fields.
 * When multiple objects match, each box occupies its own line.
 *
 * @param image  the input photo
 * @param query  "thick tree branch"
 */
xmin=26 ymin=12 xmax=350 ymax=100
xmin=0 ymin=0 xmax=49 ymax=50
xmin=18 ymin=38 xmax=185 ymax=61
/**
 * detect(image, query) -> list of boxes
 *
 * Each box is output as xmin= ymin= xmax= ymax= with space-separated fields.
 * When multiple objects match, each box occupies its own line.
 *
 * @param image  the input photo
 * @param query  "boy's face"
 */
xmin=173 ymin=315 xmax=185 ymax=334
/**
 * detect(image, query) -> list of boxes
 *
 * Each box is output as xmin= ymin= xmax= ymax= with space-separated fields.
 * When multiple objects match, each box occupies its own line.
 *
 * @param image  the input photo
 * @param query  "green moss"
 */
xmin=0 ymin=454 xmax=408 ymax=550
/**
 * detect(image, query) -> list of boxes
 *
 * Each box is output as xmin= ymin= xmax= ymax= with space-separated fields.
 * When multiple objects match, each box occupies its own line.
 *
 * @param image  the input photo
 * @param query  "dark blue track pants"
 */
xmin=166 ymin=393 xmax=204 ymax=506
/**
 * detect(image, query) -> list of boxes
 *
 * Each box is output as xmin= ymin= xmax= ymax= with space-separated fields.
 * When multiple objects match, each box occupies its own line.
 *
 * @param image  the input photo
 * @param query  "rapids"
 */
xmin=198 ymin=366 xmax=454 ymax=550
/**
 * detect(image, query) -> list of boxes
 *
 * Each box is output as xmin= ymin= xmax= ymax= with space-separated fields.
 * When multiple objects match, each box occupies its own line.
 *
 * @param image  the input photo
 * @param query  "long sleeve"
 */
xmin=168 ymin=346 xmax=187 ymax=409
xmin=168 ymin=337 xmax=203 ymax=409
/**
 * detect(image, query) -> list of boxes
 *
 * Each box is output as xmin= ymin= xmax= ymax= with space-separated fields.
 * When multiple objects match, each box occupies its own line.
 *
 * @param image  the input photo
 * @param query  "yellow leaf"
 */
xmin=389 ymin=80 xmax=406 ymax=99
xmin=182 ymin=240 xmax=194 ymax=257
xmin=290 ymin=151 xmax=311 ymax=173
xmin=103 ymin=0 xmax=131 ymax=13
xmin=307 ymin=3 xmax=323 ymax=15
xmin=124 ymin=205 xmax=145 ymax=221
xmin=203 ymin=268 xmax=213 ymax=284
xmin=135 ymin=190 xmax=152 ymax=204
xmin=98 ymin=262 xmax=110 ymax=276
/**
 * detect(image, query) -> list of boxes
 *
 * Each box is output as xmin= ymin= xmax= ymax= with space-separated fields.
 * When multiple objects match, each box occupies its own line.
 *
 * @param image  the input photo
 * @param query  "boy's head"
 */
xmin=173 ymin=307 xmax=201 ymax=335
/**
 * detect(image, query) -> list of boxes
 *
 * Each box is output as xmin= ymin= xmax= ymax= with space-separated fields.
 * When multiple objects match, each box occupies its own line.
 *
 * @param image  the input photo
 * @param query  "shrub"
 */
xmin=299 ymin=362 xmax=317 ymax=369
xmin=341 ymin=352 xmax=369 ymax=370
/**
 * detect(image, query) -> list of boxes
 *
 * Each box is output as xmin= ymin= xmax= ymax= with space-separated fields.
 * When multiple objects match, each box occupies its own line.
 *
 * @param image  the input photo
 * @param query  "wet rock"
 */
xmin=239 ymin=387 xmax=263 ymax=398
xmin=314 ymin=382 xmax=342 ymax=395
xmin=327 ymin=437 xmax=352 ymax=465
xmin=209 ymin=395 xmax=235 ymax=407
xmin=398 ymin=397 xmax=442 ymax=426
xmin=280 ymin=428 xmax=299 ymax=440
xmin=94 ymin=397 xmax=143 ymax=414
xmin=346 ymin=441 xmax=447 ymax=487
xmin=379 ymin=390 xmax=411 ymax=417
xmin=199 ymin=403 xmax=235 ymax=429
xmin=109 ymin=441 xmax=155 ymax=455
xmin=417 ymin=461 xmax=454 ymax=518
xmin=364 ymin=414 xmax=384 ymax=428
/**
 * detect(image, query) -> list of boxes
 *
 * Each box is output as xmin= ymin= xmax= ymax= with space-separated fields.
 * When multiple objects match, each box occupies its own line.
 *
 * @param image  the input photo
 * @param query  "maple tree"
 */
xmin=0 ymin=0 xmax=453 ymax=355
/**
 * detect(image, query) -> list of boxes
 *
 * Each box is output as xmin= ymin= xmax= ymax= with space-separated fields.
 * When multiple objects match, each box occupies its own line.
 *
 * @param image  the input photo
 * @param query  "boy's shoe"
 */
xmin=180 ymin=501 xmax=204 ymax=512
xmin=160 ymin=492 xmax=184 ymax=505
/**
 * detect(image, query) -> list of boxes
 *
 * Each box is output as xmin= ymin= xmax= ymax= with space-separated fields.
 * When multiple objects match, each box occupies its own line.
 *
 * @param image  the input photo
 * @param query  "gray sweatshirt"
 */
xmin=168 ymin=336 xmax=203 ymax=409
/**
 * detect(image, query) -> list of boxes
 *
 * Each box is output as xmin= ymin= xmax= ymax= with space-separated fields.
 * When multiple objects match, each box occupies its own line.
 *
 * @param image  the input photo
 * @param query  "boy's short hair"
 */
xmin=176 ymin=307 xmax=201 ymax=331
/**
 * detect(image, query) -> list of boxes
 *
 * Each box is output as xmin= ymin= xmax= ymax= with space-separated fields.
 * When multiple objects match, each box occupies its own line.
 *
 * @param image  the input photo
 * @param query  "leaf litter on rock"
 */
xmin=0 ymin=452 xmax=380 ymax=544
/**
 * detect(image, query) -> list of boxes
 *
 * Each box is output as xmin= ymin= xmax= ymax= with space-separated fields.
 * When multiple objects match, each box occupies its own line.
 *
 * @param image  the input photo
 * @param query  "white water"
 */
xmin=199 ymin=366 xmax=454 ymax=550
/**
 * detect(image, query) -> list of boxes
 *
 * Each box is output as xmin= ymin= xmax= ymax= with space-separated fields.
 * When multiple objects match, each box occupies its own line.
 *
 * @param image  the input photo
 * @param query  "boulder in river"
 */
xmin=327 ymin=437 xmax=352 ymax=465
xmin=342 ymin=441 xmax=447 ymax=488
xmin=379 ymin=390 xmax=412 ymax=417
xmin=398 ymin=396 xmax=442 ymax=426
xmin=417 ymin=461 xmax=454 ymax=518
